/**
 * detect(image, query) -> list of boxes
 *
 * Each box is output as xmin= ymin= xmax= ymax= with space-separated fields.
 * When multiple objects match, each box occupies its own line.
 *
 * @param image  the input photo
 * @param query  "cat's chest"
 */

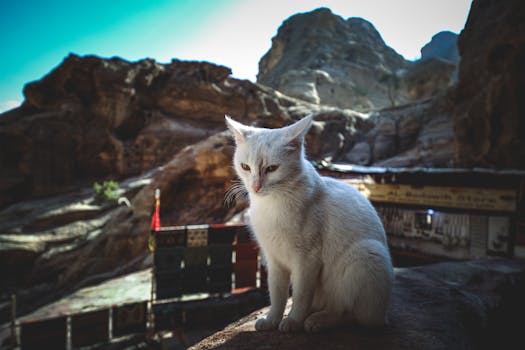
xmin=250 ymin=197 xmax=299 ymax=230
xmin=248 ymin=197 xmax=301 ymax=259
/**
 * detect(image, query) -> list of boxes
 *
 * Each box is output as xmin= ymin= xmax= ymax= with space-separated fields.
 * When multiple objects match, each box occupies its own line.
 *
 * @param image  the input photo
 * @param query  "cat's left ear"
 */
xmin=284 ymin=115 xmax=313 ymax=149
xmin=225 ymin=115 xmax=251 ymax=144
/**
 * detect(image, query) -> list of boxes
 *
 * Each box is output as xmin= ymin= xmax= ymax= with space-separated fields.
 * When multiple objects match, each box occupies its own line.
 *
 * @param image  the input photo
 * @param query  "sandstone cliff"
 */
xmin=257 ymin=8 xmax=407 ymax=111
xmin=453 ymin=0 xmax=525 ymax=168
xmin=0 ymin=55 xmax=365 ymax=208
xmin=257 ymin=7 xmax=456 ymax=112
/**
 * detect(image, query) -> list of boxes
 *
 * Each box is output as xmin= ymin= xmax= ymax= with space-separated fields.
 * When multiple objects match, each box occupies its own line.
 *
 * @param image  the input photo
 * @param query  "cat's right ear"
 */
xmin=283 ymin=114 xmax=313 ymax=151
xmin=225 ymin=115 xmax=249 ymax=144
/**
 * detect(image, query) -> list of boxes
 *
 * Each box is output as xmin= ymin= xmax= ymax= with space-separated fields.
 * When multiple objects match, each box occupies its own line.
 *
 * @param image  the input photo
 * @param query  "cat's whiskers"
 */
xmin=224 ymin=180 xmax=248 ymax=207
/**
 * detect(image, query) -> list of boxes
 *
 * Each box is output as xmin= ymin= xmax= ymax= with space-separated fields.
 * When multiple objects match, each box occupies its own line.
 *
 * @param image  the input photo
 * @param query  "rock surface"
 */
xmin=191 ymin=258 xmax=525 ymax=350
xmin=257 ymin=8 xmax=409 ymax=111
xmin=343 ymin=95 xmax=455 ymax=167
xmin=257 ymin=8 xmax=455 ymax=111
xmin=421 ymin=31 xmax=459 ymax=64
xmin=453 ymin=0 xmax=525 ymax=168
xmin=340 ymin=0 xmax=525 ymax=169
xmin=398 ymin=58 xmax=456 ymax=101
xmin=0 ymin=54 xmax=372 ymax=209
xmin=0 ymin=57 xmax=224 ymax=208
xmin=0 ymin=169 xmax=158 ymax=321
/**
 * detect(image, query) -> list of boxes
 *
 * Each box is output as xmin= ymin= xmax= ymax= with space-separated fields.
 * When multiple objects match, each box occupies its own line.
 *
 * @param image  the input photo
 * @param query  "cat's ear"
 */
xmin=225 ymin=115 xmax=251 ymax=144
xmin=284 ymin=115 xmax=313 ymax=150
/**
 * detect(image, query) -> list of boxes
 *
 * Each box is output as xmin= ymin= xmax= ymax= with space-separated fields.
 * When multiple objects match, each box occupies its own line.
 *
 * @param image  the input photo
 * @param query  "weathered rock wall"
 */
xmin=257 ymin=8 xmax=456 ymax=112
xmin=453 ymin=0 xmax=525 ymax=168
xmin=257 ymin=8 xmax=407 ymax=111
xmin=345 ymin=95 xmax=454 ymax=167
xmin=0 ymin=55 xmax=311 ymax=208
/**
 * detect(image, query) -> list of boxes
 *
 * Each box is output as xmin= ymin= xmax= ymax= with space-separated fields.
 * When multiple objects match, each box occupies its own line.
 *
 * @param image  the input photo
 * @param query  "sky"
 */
xmin=0 ymin=0 xmax=472 ymax=112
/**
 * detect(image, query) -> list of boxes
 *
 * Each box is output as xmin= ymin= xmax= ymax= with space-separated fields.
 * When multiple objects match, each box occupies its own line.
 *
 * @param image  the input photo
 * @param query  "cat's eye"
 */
xmin=266 ymin=165 xmax=279 ymax=173
xmin=241 ymin=163 xmax=251 ymax=172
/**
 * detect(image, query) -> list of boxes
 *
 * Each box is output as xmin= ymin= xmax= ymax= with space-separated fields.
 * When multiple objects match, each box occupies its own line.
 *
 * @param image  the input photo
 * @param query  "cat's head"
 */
xmin=225 ymin=115 xmax=312 ymax=196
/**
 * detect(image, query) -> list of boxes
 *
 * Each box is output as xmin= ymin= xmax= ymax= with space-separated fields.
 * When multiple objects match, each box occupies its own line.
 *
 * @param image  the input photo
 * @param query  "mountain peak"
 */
xmin=257 ymin=8 xmax=408 ymax=111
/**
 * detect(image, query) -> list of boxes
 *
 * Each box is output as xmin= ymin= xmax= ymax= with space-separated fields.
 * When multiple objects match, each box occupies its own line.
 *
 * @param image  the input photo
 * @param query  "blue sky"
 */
xmin=0 ymin=0 xmax=472 ymax=112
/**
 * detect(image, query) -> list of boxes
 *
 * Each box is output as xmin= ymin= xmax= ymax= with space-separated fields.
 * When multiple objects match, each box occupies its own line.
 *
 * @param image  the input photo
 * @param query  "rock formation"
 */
xmin=339 ymin=0 xmax=525 ymax=169
xmin=0 ymin=57 xmax=225 ymax=208
xmin=453 ymin=0 xmax=525 ymax=168
xmin=257 ymin=8 xmax=408 ymax=111
xmin=398 ymin=58 xmax=456 ymax=101
xmin=399 ymin=29 xmax=458 ymax=102
xmin=257 ymin=7 xmax=455 ymax=111
xmin=421 ymin=31 xmax=459 ymax=64
xmin=191 ymin=258 xmax=525 ymax=350
xmin=0 ymin=54 xmax=375 ymax=209
xmin=344 ymin=95 xmax=454 ymax=167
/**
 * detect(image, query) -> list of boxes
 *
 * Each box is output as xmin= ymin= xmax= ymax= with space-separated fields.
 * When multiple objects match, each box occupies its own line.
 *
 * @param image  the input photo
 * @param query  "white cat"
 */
xmin=225 ymin=115 xmax=394 ymax=333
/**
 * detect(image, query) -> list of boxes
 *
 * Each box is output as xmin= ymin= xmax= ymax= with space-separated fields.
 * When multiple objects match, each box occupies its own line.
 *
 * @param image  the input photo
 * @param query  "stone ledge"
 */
xmin=190 ymin=258 xmax=525 ymax=350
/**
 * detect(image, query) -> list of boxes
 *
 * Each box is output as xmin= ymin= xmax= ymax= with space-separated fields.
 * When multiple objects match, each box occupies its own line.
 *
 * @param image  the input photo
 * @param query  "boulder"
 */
xmin=191 ymin=258 xmax=525 ymax=350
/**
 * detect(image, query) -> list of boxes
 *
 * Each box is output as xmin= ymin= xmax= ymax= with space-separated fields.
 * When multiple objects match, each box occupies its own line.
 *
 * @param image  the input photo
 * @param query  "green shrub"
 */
xmin=93 ymin=180 xmax=120 ymax=202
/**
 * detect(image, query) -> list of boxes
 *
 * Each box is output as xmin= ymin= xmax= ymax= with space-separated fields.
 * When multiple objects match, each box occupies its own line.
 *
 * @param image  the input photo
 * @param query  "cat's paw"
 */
xmin=255 ymin=316 xmax=280 ymax=331
xmin=278 ymin=317 xmax=303 ymax=332
xmin=304 ymin=312 xmax=340 ymax=332
xmin=304 ymin=314 xmax=325 ymax=333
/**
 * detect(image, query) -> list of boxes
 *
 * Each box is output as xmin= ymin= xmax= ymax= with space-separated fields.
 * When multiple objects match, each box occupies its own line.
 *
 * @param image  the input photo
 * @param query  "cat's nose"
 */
xmin=252 ymin=182 xmax=262 ymax=193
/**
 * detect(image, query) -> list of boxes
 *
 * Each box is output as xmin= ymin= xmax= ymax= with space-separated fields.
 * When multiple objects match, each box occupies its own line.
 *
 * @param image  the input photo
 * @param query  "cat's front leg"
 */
xmin=279 ymin=258 xmax=320 ymax=332
xmin=255 ymin=261 xmax=290 ymax=331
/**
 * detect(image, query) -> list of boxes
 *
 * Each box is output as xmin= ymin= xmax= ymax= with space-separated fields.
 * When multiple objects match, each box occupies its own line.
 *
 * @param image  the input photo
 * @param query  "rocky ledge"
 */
xmin=190 ymin=258 xmax=525 ymax=350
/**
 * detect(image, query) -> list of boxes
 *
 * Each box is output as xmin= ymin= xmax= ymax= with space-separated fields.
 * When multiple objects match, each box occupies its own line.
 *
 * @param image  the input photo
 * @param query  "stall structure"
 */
xmin=11 ymin=193 xmax=267 ymax=350
xmin=148 ymin=188 xmax=268 ymax=337
xmin=319 ymin=164 xmax=525 ymax=262
xmin=150 ymin=223 xmax=267 ymax=333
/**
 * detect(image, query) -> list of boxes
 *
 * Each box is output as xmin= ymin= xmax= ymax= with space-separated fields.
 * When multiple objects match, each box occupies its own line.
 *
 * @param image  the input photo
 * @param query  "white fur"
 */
xmin=225 ymin=115 xmax=394 ymax=333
